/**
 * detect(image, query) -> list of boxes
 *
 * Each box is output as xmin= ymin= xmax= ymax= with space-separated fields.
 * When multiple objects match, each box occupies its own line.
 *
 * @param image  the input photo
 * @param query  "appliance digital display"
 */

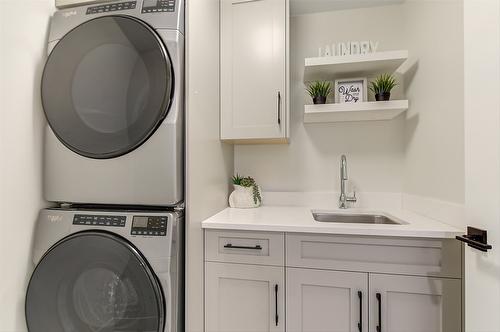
xmin=143 ymin=0 xmax=158 ymax=7
xmin=133 ymin=216 xmax=149 ymax=228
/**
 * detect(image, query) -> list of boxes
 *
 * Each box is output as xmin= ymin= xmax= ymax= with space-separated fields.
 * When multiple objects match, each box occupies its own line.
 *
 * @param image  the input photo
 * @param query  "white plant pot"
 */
xmin=229 ymin=185 xmax=262 ymax=209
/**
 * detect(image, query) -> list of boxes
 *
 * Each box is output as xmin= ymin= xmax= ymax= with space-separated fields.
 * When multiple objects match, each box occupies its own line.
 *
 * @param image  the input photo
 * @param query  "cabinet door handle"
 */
xmin=223 ymin=244 xmax=262 ymax=250
xmin=376 ymin=293 xmax=382 ymax=332
xmin=358 ymin=291 xmax=362 ymax=332
xmin=277 ymin=91 xmax=281 ymax=126
xmin=274 ymin=284 xmax=279 ymax=326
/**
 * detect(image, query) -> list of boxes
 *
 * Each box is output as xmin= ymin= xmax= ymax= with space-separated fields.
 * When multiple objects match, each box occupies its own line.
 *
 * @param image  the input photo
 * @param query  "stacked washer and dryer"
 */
xmin=25 ymin=1 xmax=185 ymax=331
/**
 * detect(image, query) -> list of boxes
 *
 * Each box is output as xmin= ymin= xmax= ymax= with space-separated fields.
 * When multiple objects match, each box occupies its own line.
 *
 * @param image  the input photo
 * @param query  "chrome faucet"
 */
xmin=339 ymin=155 xmax=357 ymax=209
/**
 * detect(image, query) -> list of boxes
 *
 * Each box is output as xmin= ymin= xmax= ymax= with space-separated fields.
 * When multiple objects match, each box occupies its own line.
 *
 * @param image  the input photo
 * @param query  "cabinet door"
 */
xmin=221 ymin=0 xmax=287 ymax=141
xmin=369 ymin=274 xmax=461 ymax=332
xmin=287 ymin=268 xmax=368 ymax=332
xmin=205 ymin=262 xmax=284 ymax=332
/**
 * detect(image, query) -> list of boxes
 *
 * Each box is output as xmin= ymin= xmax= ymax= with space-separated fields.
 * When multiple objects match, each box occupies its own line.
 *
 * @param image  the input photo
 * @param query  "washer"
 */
xmin=42 ymin=0 xmax=184 ymax=206
xmin=25 ymin=208 xmax=184 ymax=332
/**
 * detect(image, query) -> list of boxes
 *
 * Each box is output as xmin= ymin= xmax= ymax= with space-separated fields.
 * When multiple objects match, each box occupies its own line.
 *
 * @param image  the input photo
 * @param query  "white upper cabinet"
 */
xmin=220 ymin=0 xmax=289 ymax=143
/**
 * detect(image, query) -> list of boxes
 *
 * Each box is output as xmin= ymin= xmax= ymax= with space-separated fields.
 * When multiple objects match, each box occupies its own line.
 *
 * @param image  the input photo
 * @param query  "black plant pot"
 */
xmin=313 ymin=96 xmax=327 ymax=104
xmin=375 ymin=92 xmax=391 ymax=101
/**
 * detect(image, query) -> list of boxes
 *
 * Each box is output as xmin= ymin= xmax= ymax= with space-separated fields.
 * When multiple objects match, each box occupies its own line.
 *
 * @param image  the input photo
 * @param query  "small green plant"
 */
xmin=232 ymin=174 xmax=262 ymax=204
xmin=306 ymin=81 xmax=332 ymax=98
xmin=369 ymin=73 xmax=398 ymax=95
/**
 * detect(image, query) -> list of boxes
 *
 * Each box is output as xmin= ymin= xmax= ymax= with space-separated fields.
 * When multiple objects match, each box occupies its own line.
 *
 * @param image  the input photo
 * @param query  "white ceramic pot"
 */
xmin=229 ymin=184 xmax=262 ymax=209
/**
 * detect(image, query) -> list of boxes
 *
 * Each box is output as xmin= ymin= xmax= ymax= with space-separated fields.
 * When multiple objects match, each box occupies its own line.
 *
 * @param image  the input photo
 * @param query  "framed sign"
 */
xmin=335 ymin=78 xmax=367 ymax=103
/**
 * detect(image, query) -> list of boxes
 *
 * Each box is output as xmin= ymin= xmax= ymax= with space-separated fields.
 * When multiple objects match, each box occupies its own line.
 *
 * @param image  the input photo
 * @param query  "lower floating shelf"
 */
xmin=304 ymin=100 xmax=409 ymax=123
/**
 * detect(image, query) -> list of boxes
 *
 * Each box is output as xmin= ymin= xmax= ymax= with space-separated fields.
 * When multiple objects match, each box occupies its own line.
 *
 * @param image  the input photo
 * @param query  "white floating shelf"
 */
xmin=303 ymin=50 xmax=409 ymax=82
xmin=304 ymin=100 xmax=409 ymax=123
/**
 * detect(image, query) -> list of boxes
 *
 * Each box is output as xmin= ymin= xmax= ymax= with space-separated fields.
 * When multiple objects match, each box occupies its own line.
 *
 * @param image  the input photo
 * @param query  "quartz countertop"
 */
xmin=201 ymin=206 xmax=464 ymax=239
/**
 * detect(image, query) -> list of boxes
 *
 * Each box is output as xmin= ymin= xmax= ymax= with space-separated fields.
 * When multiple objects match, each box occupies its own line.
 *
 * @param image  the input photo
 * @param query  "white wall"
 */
xmin=185 ymin=0 xmax=234 ymax=331
xmin=235 ymin=1 xmax=465 ymax=208
xmin=236 ymin=5 xmax=407 ymax=195
xmin=402 ymin=0 xmax=464 ymax=204
xmin=0 ymin=1 xmax=53 ymax=331
xmin=463 ymin=0 xmax=500 ymax=330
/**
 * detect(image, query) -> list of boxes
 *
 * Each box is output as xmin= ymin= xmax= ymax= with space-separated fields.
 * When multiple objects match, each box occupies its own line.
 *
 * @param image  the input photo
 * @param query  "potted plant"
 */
xmin=307 ymin=81 xmax=332 ymax=104
xmin=369 ymin=74 xmax=397 ymax=101
xmin=229 ymin=174 xmax=262 ymax=209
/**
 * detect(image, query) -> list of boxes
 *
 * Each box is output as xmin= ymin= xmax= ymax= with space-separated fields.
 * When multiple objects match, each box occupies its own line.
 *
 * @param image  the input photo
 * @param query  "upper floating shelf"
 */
xmin=303 ymin=50 xmax=409 ymax=82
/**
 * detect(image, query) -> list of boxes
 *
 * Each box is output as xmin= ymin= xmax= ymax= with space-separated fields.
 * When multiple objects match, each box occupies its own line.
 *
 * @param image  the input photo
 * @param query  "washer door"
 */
xmin=42 ymin=15 xmax=173 ymax=159
xmin=26 ymin=232 xmax=165 ymax=332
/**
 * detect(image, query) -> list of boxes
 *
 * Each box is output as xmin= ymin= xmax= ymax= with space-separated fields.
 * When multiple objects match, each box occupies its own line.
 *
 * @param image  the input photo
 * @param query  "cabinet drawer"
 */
xmin=286 ymin=234 xmax=462 ymax=278
xmin=205 ymin=230 xmax=284 ymax=266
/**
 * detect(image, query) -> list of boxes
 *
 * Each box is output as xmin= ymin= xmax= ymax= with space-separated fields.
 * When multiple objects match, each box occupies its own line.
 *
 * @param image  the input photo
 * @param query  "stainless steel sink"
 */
xmin=312 ymin=211 xmax=402 ymax=225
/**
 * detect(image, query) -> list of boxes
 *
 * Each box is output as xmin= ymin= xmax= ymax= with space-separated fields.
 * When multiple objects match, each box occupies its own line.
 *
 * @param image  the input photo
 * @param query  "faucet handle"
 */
xmin=347 ymin=189 xmax=357 ymax=203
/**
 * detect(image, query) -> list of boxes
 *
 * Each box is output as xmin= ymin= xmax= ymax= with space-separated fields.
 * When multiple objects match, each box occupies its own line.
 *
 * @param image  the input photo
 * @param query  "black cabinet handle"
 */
xmin=277 ymin=91 xmax=281 ymax=125
xmin=223 ymin=244 xmax=262 ymax=250
xmin=376 ymin=293 xmax=382 ymax=332
xmin=358 ymin=291 xmax=362 ymax=332
xmin=275 ymin=284 xmax=279 ymax=326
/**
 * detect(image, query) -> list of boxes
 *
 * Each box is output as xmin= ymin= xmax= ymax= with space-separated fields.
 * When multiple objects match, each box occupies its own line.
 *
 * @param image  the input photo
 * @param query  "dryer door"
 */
xmin=42 ymin=15 xmax=173 ymax=159
xmin=26 ymin=231 xmax=165 ymax=332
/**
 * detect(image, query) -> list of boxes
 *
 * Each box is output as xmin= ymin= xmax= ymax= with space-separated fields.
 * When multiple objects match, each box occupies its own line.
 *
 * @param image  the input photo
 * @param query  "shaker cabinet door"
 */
xmin=220 ymin=0 xmax=288 ymax=142
xmin=369 ymin=274 xmax=462 ymax=332
xmin=205 ymin=262 xmax=285 ymax=332
xmin=287 ymin=268 xmax=368 ymax=332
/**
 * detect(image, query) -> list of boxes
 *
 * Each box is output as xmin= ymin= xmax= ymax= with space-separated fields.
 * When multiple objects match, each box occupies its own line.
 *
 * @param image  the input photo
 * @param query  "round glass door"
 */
xmin=26 ymin=232 xmax=165 ymax=332
xmin=41 ymin=15 xmax=173 ymax=159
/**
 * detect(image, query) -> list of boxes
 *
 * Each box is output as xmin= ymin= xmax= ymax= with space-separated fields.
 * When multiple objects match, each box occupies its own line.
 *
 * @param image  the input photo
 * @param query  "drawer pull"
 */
xmin=223 ymin=244 xmax=263 ymax=250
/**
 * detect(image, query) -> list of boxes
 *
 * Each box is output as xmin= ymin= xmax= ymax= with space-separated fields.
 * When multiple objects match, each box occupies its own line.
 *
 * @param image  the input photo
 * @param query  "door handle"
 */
xmin=358 ymin=291 xmax=362 ymax=332
xmin=223 ymin=244 xmax=262 ymax=250
xmin=277 ymin=91 xmax=281 ymax=126
xmin=376 ymin=293 xmax=382 ymax=332
xmin=274 ymin=284 xmax=279 ymax=326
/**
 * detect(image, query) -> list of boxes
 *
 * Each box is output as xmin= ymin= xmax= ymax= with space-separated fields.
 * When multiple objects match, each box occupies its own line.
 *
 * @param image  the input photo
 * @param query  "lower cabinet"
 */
xmin=287 ymin=268 xmax=368 ymax=332
xmin=370 ymin=274 xmax=462 ymax=332
xmin=205 ymin=262 xmax=285 ymax=332
xmin=287 ymin=269 xmax=461 ymax=332
xmin=204 ymin=230 xmax=462 ymax=332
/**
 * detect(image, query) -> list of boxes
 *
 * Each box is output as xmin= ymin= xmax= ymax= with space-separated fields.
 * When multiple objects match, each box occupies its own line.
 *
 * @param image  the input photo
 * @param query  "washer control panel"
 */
xmin=142 ymin=0 xmax=175 ymax=13
xmin=131 ymin=216 xmax=167 ymax=236
xmin=73 ymin=214 xmax=126 ymax=227
xmin=86 ymin=1 xmax=137 ymax=14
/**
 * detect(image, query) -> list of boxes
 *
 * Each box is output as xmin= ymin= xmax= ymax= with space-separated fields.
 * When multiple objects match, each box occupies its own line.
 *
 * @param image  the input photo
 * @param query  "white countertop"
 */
xmin=201 ymin=206 xmax=464 ymax=239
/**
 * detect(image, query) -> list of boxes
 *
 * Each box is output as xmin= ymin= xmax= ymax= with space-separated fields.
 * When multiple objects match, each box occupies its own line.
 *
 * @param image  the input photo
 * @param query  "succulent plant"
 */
xmin=232 ymin=174 xmax=261 ymax=204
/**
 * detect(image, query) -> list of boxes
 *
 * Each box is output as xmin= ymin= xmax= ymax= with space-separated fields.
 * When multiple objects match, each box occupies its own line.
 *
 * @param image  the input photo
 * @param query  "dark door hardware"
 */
xmin=358 ymin=291 xmax=362 ymax=332
xmin=277 ymin=91 xmax=282 ymax=126
xmin=376 ymin=293 xmax=382 ymax=332
xmin=223 ymin=244 xmax=263 ymax=250
xmin=274 ymin=284 xmax=279 ymax=326
xmin=456 ymin=227 xmax=492 ymax=252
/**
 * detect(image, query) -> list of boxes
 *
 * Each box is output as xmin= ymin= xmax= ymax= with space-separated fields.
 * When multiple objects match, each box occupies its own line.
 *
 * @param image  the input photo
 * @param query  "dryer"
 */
xmin=25 ymin=208 xmax=183 ymax=332
xmin=42 ymin=0 xmax=184 ymax=206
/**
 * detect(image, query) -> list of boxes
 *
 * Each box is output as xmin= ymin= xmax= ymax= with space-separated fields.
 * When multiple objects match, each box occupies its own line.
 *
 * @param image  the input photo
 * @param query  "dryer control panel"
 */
xmin=86 ymin=1 xmax=136 ymax=14
xmin=142 ymin=0 xmax=175 ymax=13
xmin=73 ymin=214 xmax=126 ymax=227
xmin=131 ymin=216 xmax=167 ymax=236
